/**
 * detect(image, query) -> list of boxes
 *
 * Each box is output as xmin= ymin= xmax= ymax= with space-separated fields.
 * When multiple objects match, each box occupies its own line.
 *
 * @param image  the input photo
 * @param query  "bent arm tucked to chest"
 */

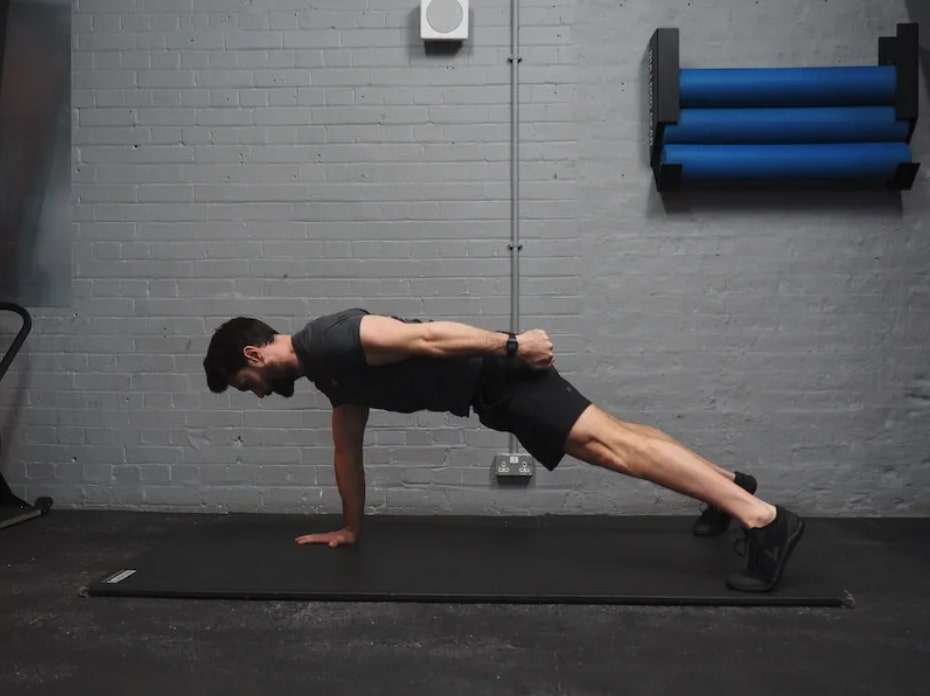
xmin=359 ymin=315 xmax=510 ymax=366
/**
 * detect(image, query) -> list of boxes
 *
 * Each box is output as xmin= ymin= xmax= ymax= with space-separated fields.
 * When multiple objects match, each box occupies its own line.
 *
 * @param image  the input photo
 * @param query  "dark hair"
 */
xmin=203 ymin=317 xmax=278 ymax=393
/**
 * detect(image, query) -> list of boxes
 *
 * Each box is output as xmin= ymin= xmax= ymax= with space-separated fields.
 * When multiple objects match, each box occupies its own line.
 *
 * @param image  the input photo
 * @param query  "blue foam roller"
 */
xmin=662 ymin=107 xmax=909 ymax=145
xmin=660 ymin=142 xmax=911 ymax=181
xmin=679 ymin=66 xmax=897 ymax=108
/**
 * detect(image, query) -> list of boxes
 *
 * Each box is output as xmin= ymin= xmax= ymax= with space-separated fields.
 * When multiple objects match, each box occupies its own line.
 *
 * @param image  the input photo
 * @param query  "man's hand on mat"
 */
xmin=517 ymin=329 xmax=555 ymax=370
xmin=295 ymin=528 xmax=357 ymax=548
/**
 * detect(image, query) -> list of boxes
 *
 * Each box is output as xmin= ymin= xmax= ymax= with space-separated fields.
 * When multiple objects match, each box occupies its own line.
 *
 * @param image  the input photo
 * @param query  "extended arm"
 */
xmin=295 ymin=404 xmax=369 ymax=547
xmin=359 ymin=315 xmax=555 ymax=368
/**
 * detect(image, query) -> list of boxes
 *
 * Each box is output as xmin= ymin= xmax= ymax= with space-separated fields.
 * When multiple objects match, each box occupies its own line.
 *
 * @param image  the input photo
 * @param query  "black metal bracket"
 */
xmin=878 ymin=22 xmax=919 ymax=139
xmin=648 ymin=27 xmax=686 ymax=192
xmin=874 ymin=22 xmax=918 ymax=190
xmin=889 ymin=162 xmax=921 ymax=190
xmin=648 ymin=27 xmax=679 ymax=173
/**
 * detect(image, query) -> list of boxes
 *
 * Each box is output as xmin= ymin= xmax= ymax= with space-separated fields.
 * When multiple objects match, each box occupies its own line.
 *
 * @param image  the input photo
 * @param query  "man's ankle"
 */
xmin=744 ymin=503 xmax=777 ymax=530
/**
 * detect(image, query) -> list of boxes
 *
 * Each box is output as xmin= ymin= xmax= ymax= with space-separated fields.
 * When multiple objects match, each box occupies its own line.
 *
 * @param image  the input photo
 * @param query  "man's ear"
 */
xmin=242 ymin=345 xmax=264 ymax=366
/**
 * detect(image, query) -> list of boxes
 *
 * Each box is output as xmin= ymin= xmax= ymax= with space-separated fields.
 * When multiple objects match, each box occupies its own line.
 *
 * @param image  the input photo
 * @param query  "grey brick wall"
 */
xmin=0 ymin=0 xmax=927 ymax=516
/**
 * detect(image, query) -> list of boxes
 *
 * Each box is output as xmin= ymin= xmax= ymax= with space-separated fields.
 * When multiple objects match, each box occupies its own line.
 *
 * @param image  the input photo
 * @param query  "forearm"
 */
xmin=423 ymin=321 xmax=510 ymax=358
xmin=333 ymin=447 xmax=365 ymax=533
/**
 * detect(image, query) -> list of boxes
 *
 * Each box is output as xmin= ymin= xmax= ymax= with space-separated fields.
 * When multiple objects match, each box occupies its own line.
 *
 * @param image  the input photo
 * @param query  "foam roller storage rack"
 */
xmin=648 ymin=23 xmax=920 ymax=192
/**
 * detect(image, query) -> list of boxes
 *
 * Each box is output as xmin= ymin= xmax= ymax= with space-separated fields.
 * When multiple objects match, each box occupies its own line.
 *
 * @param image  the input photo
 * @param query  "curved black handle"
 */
xmin=0 ymin=302 xmax=32 ymax=383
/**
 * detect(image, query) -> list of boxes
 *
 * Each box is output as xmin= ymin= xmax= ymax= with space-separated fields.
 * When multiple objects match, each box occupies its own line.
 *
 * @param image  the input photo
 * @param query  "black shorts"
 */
xmin=470 ymin=357 xmax=592 ymax=471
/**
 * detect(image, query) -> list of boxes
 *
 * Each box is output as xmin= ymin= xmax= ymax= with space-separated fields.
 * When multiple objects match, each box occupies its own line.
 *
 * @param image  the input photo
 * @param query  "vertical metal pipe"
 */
xmin=508 ymin=0 xmax=521 ymax=454
xmin=509 ymin=0 xmax=521 ymax=337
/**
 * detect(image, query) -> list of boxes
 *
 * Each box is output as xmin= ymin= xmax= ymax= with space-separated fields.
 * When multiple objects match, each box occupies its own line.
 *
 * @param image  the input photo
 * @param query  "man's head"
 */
xmin=203 ymin=317 xmax=299 ymax=398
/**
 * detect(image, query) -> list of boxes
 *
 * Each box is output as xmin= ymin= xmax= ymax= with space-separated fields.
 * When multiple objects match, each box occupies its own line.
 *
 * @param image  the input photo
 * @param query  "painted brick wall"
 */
xmin=0 ymin=0 xmax=927 ymax=516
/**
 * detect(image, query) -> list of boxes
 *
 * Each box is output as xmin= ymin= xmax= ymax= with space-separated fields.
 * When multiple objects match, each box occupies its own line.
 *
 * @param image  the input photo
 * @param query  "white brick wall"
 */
xmin=0 ymin=0 xmax=927 ymax=515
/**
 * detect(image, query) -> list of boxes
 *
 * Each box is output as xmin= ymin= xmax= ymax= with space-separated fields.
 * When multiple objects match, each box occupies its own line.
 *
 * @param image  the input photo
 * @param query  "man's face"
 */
xmin=230 ymin=347 xmax=296 ymax=399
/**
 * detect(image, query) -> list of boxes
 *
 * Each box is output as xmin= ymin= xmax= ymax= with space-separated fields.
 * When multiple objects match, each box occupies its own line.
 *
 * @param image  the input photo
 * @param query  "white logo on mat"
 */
xmin=106 ymin=569 xmax=137 ymax=584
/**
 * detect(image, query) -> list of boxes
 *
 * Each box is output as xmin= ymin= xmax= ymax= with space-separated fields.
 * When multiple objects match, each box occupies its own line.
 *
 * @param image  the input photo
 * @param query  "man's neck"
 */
xmin=282 ymin=334 xmax=306 ymax=377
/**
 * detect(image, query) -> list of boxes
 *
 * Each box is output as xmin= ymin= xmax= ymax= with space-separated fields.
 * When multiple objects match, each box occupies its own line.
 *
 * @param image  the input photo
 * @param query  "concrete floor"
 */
xmin=2 ymin=510 xmax=929 ymax=696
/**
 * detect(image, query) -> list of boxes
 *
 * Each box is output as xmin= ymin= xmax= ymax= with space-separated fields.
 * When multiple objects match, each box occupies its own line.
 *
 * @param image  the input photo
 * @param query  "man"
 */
xmin=203 ymin=307 xmax=805 ymax=593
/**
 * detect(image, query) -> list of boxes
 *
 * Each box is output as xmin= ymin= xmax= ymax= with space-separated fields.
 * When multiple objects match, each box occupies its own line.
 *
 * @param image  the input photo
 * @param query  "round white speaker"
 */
xmin=426 ymin=0 xmax=464 ymax=35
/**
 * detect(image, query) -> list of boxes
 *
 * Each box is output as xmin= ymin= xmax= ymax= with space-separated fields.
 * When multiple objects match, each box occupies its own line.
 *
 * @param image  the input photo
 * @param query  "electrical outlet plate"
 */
xmin=492 ymin=453 xmax=535 ymax=478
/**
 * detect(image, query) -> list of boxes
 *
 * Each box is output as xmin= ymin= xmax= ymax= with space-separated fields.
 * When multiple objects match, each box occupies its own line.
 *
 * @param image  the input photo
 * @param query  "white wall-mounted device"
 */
xmin=420 ymin=0 xmax=469 ymax=41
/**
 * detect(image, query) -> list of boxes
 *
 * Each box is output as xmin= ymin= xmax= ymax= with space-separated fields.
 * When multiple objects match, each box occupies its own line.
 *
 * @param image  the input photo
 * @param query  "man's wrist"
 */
xmin=496 ymin=330 xmax=518 ymax=358
xmin=505 ymin=332 xmax=518 ymax=358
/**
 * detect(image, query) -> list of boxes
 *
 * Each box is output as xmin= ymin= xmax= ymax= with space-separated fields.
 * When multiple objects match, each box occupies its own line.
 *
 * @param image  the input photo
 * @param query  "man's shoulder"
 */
xmin=304 ymin=308 xmax=370 ymax=354
xmin=293 ymin=308 xmax=371 ymax=381
xmin=312 ymin=308 xmax=440 ymax=326
xmin=295 ymin=307 xmax=369 ymax=336
xmin=313 ymin=307 xmax=370 ymax=325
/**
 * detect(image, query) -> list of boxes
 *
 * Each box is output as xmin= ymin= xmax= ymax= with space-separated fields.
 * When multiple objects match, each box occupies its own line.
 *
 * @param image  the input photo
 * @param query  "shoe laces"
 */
xmin=733 ymin=529 xmax=762 ymax=571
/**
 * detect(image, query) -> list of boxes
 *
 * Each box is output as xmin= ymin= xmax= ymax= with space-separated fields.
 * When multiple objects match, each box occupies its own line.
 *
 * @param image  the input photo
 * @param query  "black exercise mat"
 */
xmin=0 ymin=505 xmax=43 ymax=530
xmin=84 ymin=514 xmax=851 ymax=607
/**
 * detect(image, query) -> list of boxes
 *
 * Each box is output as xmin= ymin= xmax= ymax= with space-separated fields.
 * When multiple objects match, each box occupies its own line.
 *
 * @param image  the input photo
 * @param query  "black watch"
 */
xmin=505 ymin=332 xmax=518 ymax=358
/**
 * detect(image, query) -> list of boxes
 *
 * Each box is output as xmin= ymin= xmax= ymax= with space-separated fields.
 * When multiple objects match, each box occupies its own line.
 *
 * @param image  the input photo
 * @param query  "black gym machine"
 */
xmin=0 ymin=301 xmax=53 ymax=529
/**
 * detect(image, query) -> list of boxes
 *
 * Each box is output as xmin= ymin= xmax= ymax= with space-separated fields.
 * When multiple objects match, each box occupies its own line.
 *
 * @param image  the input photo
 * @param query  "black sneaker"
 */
xmin=726 ymin=506 xmax=805 ymax=592
xmin=692 ymin=472 xmax=757 ymax=536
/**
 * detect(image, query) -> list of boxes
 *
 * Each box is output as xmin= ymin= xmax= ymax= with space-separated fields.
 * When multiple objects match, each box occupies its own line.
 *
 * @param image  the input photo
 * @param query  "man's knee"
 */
xmin=564 ymin=406 xmax=641 ymax=476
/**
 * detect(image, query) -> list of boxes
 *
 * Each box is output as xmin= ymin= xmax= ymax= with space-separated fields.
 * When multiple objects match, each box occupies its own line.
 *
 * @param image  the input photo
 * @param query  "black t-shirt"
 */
xmin=291 ymin=308 xmax=484 ymax=417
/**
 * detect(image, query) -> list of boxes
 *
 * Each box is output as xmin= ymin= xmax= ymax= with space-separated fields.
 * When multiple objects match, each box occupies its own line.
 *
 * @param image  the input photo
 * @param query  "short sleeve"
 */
xmin=306 ymin=308 xmax=369 ymax=376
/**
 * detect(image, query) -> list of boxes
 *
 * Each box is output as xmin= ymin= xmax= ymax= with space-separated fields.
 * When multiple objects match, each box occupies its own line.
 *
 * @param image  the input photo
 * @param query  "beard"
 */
xmin=266 ymin=365 xmax=297 ymax=398
xmin=271 ymin=379 xmax=295 ymax=398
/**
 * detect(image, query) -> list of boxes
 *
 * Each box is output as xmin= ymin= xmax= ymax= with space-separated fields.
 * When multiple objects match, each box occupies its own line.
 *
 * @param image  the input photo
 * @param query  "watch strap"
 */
xmin=505 ymin=332 xmax=518 ymax=358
